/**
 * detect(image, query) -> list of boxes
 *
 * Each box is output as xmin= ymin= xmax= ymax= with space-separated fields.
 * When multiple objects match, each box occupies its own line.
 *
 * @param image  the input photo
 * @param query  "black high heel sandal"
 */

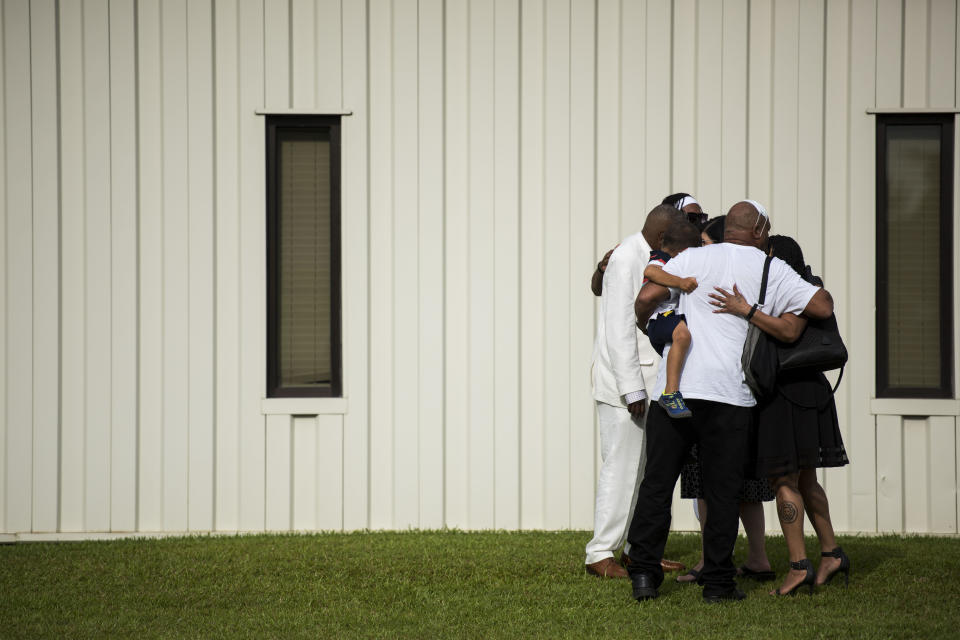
xmin=820 ymin=546 xmax=851 ymax=586
xmin=774 ymin=558 xmax=815 ymax=596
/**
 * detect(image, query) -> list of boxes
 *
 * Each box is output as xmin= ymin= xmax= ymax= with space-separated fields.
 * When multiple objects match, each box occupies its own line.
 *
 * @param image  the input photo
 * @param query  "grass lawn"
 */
xmin=2 ymin=530 xmax=958 ymax=639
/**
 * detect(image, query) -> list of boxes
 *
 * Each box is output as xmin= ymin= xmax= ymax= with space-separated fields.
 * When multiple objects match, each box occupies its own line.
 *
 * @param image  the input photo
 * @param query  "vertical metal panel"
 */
xmin=214 ymin=0 xmax=241 ymax=532
xmin=109 ymin=0 xmax=139 ymax=533
xmin=720 ymin=0 xmax=748 ymax=208
xmin=771 ymin=0 xmax=800 ymax=237
xmin=929 ymin=0 xmax=956 ymax=107
xmin=820 ymin=0 xmax=851 ymax=533
xmin=264 ymin=0 xmax=290 ymax=109
xmin=796 ymin=0 xmax=825 ymax=272
xmin=875 ymin=0 xmax=902 ymax=107
xmin=339 ymin=0 xmax=370 ymax=531
xmin=160 ymin=0 xmax=191 ymax=532
xmin=292 ymin=416 xmax=317 ymax=529
xmin=493 ymin=0 xmax=521 ymax=530
xmin=0 ymin=0 xmax=5 ymax=535
xmin=620 ymin=0 xmax=647 ymax=235
xmin=518 ymin=0 xmax=545 ymax=529
xmin=83 ymin=0 xmax=114 ymax=532
xmin=671 ymin=0 xmax=697 ymax=192
xmin=595 ymin=0 xmax=621 ymax=254
xmin=31 ymin=0 xmax=60 ymax=533
xmin=695 ymin=0 xmax=723 ymax=211
xmin=847 ymin=0 xmax=878 ymax=533
xmin=468 ymin=0 xmax=496 ymax=528
xmin=265 ymin=415 xmax=292 ymax=530
xmin=903 ymin=418 xmax=929 ymax=532
xmin=4 ymin=0 xmax=33 ymax=533
xmin=59 ymin=0 xmax=88 ymax=532
xmin=542 ymin=0 xmax=571 ymax=529
xmin=187 ymin=0 xmax=216 ymax=532
xmin=291 ymin=0 xmax=315 ymax=107
xmin=902 ymin=0 xmax=928 ymax=106
xmin=419 ymin=0 xmax=446 ymax=529
xmin=593 ymin=0 xmax=620 ymax=526
xmin=237 ymin=0 xmax=266 ymax=531
xmin=367 ymin=0 xmax=395 ymax=529
xmin=876 ymin=415 xmax=903 ymax=531
xmin=645 ymin=0 xmax=672 ymax=198
xmin=315 ymin=0 xmax=342 ymax=109
xmin=392 ymin=0 xmax=420 ymax=529
xmin=747 ymin=0 xmax=773 ymax=204
xmin=927 ymin=416 xmax=956 ymax=532
xmin=315 ymin=415 xmax=344 ymax=530
xmin=568 ymin=0 xmax=597 ymax=530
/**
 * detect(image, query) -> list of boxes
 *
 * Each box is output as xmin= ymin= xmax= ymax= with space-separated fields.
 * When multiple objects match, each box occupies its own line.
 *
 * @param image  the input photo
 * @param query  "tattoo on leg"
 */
xmin=778 ymin=501 xmax=799 ymax=524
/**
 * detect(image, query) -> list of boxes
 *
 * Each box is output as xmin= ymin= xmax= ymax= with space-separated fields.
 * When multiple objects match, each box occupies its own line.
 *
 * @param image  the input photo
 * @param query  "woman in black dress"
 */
xmin=710 ymin=235 xmax=850 ymax=596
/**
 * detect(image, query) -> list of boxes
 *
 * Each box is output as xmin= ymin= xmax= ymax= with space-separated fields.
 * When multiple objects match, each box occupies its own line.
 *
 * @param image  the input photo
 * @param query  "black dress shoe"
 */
xmin=702 ymin=588 xmax=746 ymax=604
xmin=631 ymin=573 xmax=659 ymax=601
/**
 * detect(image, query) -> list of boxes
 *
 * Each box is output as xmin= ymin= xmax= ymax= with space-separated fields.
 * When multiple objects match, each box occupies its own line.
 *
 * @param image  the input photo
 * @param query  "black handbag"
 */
xmin=742 ymin=256 xmax=848 ymax=398
xmin=779 ymin=313 xmax=847 ymax=372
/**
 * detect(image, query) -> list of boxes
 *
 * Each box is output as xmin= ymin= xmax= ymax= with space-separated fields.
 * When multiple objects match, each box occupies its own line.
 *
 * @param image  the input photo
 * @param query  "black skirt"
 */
xmin=754 ymin=370 xmax=850 ymax=479
xmin=680 ymin=444 xmax=775 ymax=503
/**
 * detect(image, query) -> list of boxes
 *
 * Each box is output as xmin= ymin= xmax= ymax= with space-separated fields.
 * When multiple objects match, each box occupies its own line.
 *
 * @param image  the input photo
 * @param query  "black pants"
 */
xmin=626 ymin=400 xmax=752 ymax=597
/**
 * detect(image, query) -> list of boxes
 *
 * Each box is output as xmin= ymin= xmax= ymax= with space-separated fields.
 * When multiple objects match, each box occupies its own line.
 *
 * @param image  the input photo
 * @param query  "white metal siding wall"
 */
xmin=1 ymin=0 xmax=958 ymax=536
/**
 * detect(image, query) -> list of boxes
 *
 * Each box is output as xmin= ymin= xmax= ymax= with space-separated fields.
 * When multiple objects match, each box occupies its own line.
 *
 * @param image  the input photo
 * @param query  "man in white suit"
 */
xmin=586 ymin=204 xmax=685 ymax=578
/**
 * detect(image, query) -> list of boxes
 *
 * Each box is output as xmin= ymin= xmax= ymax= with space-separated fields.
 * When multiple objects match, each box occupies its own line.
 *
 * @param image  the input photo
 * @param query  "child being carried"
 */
xmin=642 ymin=219 xmax=702 ymax=418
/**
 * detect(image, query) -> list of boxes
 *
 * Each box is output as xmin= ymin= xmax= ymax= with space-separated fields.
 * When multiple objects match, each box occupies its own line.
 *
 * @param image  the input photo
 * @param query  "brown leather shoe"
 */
xmin=660 ymin=558 xmax=686 ymax=572
xmin=586 ymin=557 xmax=629 ymax=579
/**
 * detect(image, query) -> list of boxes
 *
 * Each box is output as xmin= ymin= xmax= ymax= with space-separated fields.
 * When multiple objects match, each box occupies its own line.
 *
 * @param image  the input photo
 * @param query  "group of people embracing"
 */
xmin=586 ymin=195 xmax=851 ymax=603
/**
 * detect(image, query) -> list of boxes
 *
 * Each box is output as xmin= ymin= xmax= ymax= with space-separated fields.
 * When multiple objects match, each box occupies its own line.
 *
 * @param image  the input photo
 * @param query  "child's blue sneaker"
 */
xmin=658 ymin=392 xmax=692 ymax=418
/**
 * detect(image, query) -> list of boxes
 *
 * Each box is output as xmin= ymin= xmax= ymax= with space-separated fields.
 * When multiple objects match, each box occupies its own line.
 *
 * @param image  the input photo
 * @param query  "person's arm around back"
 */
xmin=801 ymin=288 xmax=834 ymax=321
xmin=634 ymin=281 xmax=671 ymax=330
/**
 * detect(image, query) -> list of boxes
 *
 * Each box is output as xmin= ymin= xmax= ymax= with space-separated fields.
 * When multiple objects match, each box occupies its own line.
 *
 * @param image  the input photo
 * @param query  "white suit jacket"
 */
xmin=591 ymin=231 xmax=661 ymax=407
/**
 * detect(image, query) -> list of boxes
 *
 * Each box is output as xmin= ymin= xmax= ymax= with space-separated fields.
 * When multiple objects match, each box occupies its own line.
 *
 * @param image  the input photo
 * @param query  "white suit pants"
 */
xmin=584 ymin=401 xmax=648 ymax=564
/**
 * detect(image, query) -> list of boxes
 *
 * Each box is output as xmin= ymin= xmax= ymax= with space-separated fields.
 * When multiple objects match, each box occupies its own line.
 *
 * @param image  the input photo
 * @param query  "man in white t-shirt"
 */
xmin=624 ymin=200 xmax=835 ymax=603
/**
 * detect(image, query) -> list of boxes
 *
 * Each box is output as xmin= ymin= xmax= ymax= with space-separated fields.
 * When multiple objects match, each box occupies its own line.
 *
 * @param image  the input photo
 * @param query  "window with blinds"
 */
xmin=266 ymin=116 xmax=342 ymax=397
xmin=876 ymin=115 xmax=953 ymax=398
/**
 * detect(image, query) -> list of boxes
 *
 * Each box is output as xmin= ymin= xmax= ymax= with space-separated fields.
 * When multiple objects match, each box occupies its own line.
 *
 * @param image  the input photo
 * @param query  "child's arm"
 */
xmin=644 ymin=264 xmax=698 ymax=293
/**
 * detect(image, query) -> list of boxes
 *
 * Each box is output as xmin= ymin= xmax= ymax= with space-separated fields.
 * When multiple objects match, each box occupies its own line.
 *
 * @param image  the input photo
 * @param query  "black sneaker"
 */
xmin=702 ymin=588 xmax=746 ymax=604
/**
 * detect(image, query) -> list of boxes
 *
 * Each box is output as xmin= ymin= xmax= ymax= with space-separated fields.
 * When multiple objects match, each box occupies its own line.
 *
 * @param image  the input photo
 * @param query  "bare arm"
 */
xmin=591 ymin=247 xmax=617 ymax=297
xmin=801 ymin=288 xmax=834 ymax=320
xmin=634 ymin=282 xmax=671 ymax=331
xmin=591 ymin=266 xmax=604 ymax=297
xmin=643 ymin=264 xmax=698 ymax=293
xmin=708 ymin=284 xmax=808 ymax=343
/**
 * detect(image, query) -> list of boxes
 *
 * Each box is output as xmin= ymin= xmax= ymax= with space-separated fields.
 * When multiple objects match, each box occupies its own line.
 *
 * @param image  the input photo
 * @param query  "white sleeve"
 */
xmin=768 ymin=258 xmax=820 ymax=316
xmin=603 ymin=252 xmax=646 ymax=399
xmin=662 ymin=251 xmax=690 ymax=277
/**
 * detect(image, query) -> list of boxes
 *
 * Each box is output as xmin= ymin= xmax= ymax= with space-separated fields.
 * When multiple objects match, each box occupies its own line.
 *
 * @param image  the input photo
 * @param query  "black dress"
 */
xmin=754 ymin=369 xmax=849 ymax=479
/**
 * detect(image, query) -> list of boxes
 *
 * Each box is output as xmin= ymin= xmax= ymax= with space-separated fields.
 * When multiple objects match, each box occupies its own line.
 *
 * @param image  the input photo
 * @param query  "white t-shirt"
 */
xmin=653 ymin=242 xmax=820 ymax=407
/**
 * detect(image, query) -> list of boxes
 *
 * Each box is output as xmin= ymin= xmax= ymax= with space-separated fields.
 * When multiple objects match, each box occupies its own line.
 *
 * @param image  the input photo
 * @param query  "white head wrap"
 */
xmin=676 ymin=195 xmax=699 ymax=210
xmin=743 ymin=199 xmax=770 ymax=229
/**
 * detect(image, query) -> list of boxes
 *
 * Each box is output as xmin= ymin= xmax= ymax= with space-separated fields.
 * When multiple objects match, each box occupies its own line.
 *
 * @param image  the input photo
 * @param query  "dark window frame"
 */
xmin=875 ymin=113 xmax=954 ymax=398
xmin=265 ymin=115 xmax=343 ymax=398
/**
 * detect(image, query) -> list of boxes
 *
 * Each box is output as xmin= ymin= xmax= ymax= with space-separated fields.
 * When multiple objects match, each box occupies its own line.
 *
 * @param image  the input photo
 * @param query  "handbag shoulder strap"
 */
xmin=758 ymin=255 xmax=773 ymax=304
